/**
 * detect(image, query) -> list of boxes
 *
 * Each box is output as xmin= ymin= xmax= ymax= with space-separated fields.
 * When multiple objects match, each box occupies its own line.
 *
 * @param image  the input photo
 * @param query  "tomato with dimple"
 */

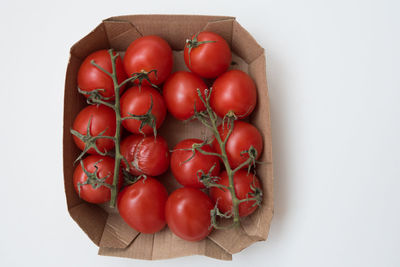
xmin=171 ymin=138 xmax=220 ymax=188
xmin=124 ymin=36 xmax=173 ymax=86
xmin=78 ymin=50 xmax=127 ymax=100
xmin=118 ymin=177 xmax=168 ymax=233
xmin=72 ymin=105 xmax=116 ymax=154
xmin=73 ymin=155 xmax=120 ymax=204
xmin=184 ymin=31 xmax=231 ymax=78
xmin=213 ymin=121 xmax=263 ymax=169
xmin=210 ymin=70 xmax=257 ymax=119
xmin=210 ymin=170 xmax=262 ymax=217
xmin=120 ymin=85 xmax=166 ymax=135
xmin=163 ymin=71 xmax=207 ymax=120
xmin=120 ymin=134 xmax=170 ymax=177
xmin=166 ymin=188 xmax=214 ymax=241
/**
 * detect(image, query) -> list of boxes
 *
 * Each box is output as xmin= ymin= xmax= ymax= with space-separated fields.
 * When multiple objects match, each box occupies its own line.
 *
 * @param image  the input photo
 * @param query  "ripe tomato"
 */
xmin=210 ymin=170 xmax=262 ymax=217
xmin=163 ymin=71 xmax=207 ymax=120
xmin=171 ymin=139 xmax=220 ymax=188
xmin=166 ymin=188 xmax=214 ymax=241
xmin=118 ymin=177 xmax=168 ymax=233
xmin=120 ymin=134 xmax=170 ymax=177
xmin=123 ymin=36 xmax=173 ymax=85
xmin=210 ymin=70 xmax=257 ymax=119
xmin=120 ymin=85 xmax=166 ymax=135
xmin=184 ymin=31 xmax=231 ymax=78
xmin=72 ymin=105 xmax=116 ymax=154
xmin=73 ymin=155 xmax=120 ymax=204
xmin=77 ymin=50 xmax=127 ymax=100
xmin=213 ymin=121 xmax=263 ymax=169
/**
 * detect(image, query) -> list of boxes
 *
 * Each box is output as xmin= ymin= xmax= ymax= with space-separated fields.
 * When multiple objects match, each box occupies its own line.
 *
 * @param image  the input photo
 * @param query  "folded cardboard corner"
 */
xmin=63 ymin=14 xmax=273 ymax=261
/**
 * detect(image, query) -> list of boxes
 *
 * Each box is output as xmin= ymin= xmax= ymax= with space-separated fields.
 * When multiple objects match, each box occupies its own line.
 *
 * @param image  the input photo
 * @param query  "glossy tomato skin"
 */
xmin=72 ymin=105 xmax=116 ymax=154
xmin=210 ymin=170 xmax=262 ymax=217
xmin=171 ymin=139 xmax=220 ymax=188
xmin=120 ymin=85 xmax=166 ymax=135
xmin=163 ymin=71 xmax=207 ymax=120
xmin=210 ymin=70 xmax=257 ymax=119
xmin=184 ymin=31 xmax=231 ymax=78
xmin=166 ymin=188 xmax=214 ymax=241
xmin=213 ymin=121 xmax=263 ymax=169
xmin=118 ymin=177 xmax=168 ymax=233
xmin=77 ymin=50 xmax=127 ymax=100
xmin=73 ymin=155 xmax=120 ymax=204
xmin=124 ymin=36 xmax=173 ymax=85
xmin=120 ymin=134 xmax=170 ymax=177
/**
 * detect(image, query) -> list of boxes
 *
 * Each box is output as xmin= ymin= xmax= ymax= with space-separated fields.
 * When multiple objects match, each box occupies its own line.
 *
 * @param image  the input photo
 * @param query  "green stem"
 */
xmin=232 ymin=157 xmax=253 ymax=174
xmin=199 ymin=89 xmax=241 ymax=227
xmin=196 ymin=147 xmax=223 ymax=159
xmin=108 ymin=50 xmax=122 ymax=208
xmin=238 ymin=197 xmax=259 ymax=204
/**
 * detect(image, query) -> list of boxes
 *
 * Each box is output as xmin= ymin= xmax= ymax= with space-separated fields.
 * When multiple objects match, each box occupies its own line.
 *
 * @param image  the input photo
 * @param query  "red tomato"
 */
xmin=171 ymin=139 xmax=220 ymax=188
xmin=120 ymin=134 xmax=170 ymax=177
xmin=72 ymin=105 xmax=116 ymax=154
xmin=120 ymin=85 xmax=166 ymax=135
xmin=77 ymin=50 xmax=127 ymax=100
xmin=210 ymin=70 xmax=257 ymax=119
xmin=166 ymin=188 xmax=214 ymax=241
xmin=118 ymin=177 xmax=168 ymax=233
xmin=184 ymin=31 xmax=231 ymax=78
xmin=210 ymin=170 xmax=262 ymax=217
xmin=213 ymin=121 xmax=263 ymax=169
xmin=124 ymin=36 xmax=173 ymax=85
xmin=163 ymin=71 xmax=207 ymax=120
xmin=73 ymin=155 xmax=120 ymax=204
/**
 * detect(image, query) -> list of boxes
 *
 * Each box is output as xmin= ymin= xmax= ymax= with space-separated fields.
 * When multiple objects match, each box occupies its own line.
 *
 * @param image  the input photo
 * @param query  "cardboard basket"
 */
xmin=63 ymin=14 xmax=273 ymax=261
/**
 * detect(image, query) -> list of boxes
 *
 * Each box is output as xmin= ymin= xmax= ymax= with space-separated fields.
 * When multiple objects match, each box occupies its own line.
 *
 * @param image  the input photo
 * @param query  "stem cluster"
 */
xmin=192 ymin=88 xmax=262 ymax=229
xmin=71 ymin=49 xmax=156 ymax=208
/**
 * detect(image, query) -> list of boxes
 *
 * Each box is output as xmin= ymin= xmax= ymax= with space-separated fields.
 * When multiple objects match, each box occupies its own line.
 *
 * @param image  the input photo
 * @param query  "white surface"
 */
xmin=0 ymin=0 xmax=399 ymax=266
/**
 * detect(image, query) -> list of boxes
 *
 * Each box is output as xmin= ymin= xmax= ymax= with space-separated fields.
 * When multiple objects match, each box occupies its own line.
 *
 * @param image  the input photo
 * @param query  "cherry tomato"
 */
xmin=77 ymin=50 xmax=127 ymax=100
xmin=73 ymin=155 xmax=120 ymax=204
xmin=163 ymin=71 xmax=207 ymax=120
xmin=184 ymin=31 xmax=231 ymax=78
xmin=210 ymin=170 xmax=262 ymax=217
xmin=171 ymin=139 xmax=220 ymax=188
xmin=210 ymin=70 xmax=257 ymax=119
xmin=72 ymin=105 xmax=116 ymax=154
xmin=120 ymin=134 xmax=170 ymax=177
xmin=124 ymin=36 xmax=173 ymax=85
xmin=120 ymin=85 xmax=166 ymax=135
xmin=166 ymin=188 xmax=214 ymax=241
xmin=213 ymin=121 xmax=263 ymax=169
xmin=118 ymin=177 xmax=168 ymax=233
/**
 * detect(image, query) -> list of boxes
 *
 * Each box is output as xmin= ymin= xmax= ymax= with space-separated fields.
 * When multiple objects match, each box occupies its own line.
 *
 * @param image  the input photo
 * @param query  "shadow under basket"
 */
xmin=63 ymin=14 xmax=274 ymax=261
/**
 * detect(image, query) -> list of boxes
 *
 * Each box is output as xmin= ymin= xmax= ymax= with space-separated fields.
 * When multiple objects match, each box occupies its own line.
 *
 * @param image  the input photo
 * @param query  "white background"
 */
xmin=0 ymin=0 xmax=399 ymax=266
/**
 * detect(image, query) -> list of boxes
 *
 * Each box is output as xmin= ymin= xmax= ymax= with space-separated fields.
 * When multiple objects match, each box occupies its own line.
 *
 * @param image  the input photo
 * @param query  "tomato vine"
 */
xmin=192 ymin=88 xmax=263 ymax=228
xmin=71 ymin=49 xmax=158 ymax=207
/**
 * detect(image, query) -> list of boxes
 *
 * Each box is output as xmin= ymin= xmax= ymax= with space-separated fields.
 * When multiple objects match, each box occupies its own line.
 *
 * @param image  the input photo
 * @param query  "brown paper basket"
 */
xmin=63 ymin=14 xmax=273 ymax=261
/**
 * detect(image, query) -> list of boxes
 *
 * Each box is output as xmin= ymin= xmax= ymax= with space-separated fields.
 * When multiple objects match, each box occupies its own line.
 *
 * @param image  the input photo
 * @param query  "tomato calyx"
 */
xmin=210 ymin=201 xmax=235 ymax=229
xmin=76 ymin=159 xmax=112 ymax=197
xmin=77 ymin=87 xmax=114 ymax=107
xmin=70 ymin=116 xmax=114 ymax=163
xmin=239 ymin=180 xmax=263 ymax=208
xmin=129 ymin=69 xmax=160 ymax=91
xmin=122 ymin=167 xmax=147 ymax=186
xmin=222 ymin=110 xmax=237 ymax=126
xmin=238 ymin=145 xmax=259 ymax=173
xmin=196 ymin=163 xmax=221 ymax=188
xmin=185 ymin=32 xmax=216 ymax=67
xmin=121 ymin=96 xmax=158 ymax=137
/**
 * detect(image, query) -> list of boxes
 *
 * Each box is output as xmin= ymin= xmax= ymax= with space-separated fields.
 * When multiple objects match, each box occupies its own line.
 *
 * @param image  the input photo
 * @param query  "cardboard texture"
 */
xmin=63 ymin=15 xmax=273 ymax=260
